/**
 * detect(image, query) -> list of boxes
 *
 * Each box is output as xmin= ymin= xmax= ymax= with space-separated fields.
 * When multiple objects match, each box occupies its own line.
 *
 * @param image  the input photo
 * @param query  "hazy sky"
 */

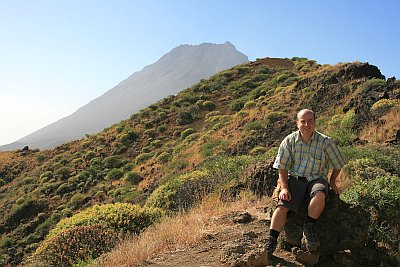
xmin=0 ymin=0 xmax=399 ymax=146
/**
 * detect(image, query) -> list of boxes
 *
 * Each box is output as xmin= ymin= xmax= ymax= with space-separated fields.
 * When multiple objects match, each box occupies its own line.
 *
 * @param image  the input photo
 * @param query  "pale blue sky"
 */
xmin=0 ymin=0 xmax=399 ymax=145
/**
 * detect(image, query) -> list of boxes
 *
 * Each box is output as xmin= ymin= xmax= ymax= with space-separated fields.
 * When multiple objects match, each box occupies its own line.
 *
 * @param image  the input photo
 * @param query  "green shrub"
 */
xmin=48 ymin=203 xmax=163 ymax=238
xmin=183 ymin=133 xmax=200 ymax=144
xmin=141 ymin=119 xmax=153 ymax=129
xmin=15 ymin=197 xmax=25 ymax=205
xmin=250 ymin=146 xmax=267 ymax=155
xmin=119 ymin=130 xmax=139 ymax=146
xmin=143 ymin=128 xmax=157 ymax=138
xmin=202 ymin=100 xmax=216 ymax=111
xmin=205 ymin=111 xmax=221 ymax=119
xmin=243 ymin=100 xmax=256 ymax=109
xmin=341 ymin=175 xmax=400 ymax=254
xmin=370 ymin=99 xmax=398 ymax=117
xmin=34 ymin=225 xmax=118 ymax=266
xmin=327 ymin=111 xmax=356 ymax=146
xmin=201 ymin=139 xmax=230 ymax=157
xmin=145 ymin=171 xmax=211 ymax=211
xmin=56 ymin=182 xmax=75 ymax=195
xmin=238 ymin=110 xmax=248 ymax=117
xmin=244 ymin=120 xmax=266 ymax=132
xmin=106 ymin=168 xmax=124 ymax=181
xmin=156 ymin=152 xmax=172 ymax=163
xmin=68 ymin=193 xmax=87 ymax=210
xmin=157 ymin=124 xmax=167 ymax=132
xmin=40 ymin=171 xmax=53 ymax=182
xmin=176 ymin=110 xmax=194 ymax=125
xmin=180 ymin=128 xmax=195 ymax=140
xmin=55 ymin=167 xmax=72 ymax=180
xmin=230 ymin=98 xmax=247 ymax=111
xmin=121 ymin=162 xmax=135 ymax=172
xmin=123 ymin=172 xmax=142 ymax=184
xmin=22 ymin=176 xmax=35 ymax=185
xmin=343 ymin=158 xmax=388 ymax=180
xmin=340 ymin=145 xmax=400 ymax=173
xmin=360 ymin=78 xmax=385 ymax=94
xmin=157 ymin=111 xmax=167 ymax=120
xmin=135 ymin=152 xmax=153 ymax=164
xmin=265 ymin=111 xmax=286 ymax=124
xmin=212 ymin=123 xmax=224 ymax=131
xmin=103 ymin=156 xmax=122 ymax=169
xmin=150 ymin=139 xmax=163 ymax=148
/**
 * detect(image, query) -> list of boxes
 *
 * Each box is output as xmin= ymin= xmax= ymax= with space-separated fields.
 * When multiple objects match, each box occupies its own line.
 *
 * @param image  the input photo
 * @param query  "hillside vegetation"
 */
xmin=0 ymin=57 xmax=399 ymax=266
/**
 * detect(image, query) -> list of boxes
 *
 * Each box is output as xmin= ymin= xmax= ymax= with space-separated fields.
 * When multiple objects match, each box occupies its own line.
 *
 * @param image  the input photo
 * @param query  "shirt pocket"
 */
xmin=308 ymin=156 xmax=323 ymax=173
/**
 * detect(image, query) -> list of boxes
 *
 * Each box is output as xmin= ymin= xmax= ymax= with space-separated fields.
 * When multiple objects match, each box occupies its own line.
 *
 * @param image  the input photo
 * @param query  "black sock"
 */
xmin=269 ymin=229 xmax=280 ymax=239
xmin=305 ymin=215 xmax=318 ymax=224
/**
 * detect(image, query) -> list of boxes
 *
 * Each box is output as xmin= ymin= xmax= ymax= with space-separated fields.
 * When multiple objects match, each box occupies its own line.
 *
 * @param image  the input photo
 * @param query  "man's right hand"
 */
xmin=279 ymin=188 xmax=291 ymax=201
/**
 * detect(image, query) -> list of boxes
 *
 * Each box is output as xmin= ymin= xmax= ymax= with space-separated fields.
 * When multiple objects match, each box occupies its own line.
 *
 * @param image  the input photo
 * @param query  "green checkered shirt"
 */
xmin=273 ymin=130 xmax=345 ymax=181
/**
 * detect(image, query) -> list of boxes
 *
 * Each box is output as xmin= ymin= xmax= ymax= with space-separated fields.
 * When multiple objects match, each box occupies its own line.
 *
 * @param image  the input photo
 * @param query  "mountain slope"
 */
xmin=0 ymin=57 xmax=399 ymax=266
xmin=1 ymin=42 xmax=248 ymax=150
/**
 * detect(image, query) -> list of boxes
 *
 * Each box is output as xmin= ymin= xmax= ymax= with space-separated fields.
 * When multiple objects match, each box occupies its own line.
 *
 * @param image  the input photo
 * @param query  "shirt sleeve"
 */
xmin=273 ymin=137 xmax=292 ymax=170
xmin=324 ymin=139 xmax=346 ymax=169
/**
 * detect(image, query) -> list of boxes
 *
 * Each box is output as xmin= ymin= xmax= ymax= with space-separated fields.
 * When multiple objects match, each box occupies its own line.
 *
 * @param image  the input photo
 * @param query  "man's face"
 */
xmin=296 ymin=111 xmax=315 ymax=135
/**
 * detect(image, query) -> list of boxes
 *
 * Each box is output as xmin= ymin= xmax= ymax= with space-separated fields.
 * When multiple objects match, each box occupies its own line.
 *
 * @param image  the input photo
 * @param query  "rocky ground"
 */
xmin=144 ymin=206 xmax=310 ymax=267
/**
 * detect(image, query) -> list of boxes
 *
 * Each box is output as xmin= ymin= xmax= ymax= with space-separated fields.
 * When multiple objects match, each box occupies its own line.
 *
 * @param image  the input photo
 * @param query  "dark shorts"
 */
xmin=276 ymin=176 xmax=329 ymax=213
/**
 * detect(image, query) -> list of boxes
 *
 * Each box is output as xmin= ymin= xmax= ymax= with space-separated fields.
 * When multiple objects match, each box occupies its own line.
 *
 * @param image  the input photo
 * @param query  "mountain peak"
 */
xmin=0 ymin=42 xmax=248 ymax=150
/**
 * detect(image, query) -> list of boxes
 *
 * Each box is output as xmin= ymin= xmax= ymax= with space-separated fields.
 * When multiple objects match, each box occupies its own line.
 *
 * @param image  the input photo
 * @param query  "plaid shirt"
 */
xmin=273 ymin=130 xmax=345 ymax=181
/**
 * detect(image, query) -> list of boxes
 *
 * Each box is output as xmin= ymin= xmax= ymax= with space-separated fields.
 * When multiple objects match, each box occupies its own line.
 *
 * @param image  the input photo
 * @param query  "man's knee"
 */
xmin=311 ymin=191 xmax=326 ymax=201
xmin=275 ymin=205 xmax=289 ymax=214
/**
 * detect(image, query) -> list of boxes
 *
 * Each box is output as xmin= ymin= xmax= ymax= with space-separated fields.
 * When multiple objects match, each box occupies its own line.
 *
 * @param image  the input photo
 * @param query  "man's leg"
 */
xmin=270 ymin=205 xmax=289 ymax=231
xmin=308 ymin=191 xmax=325 ymax=219
xmin=302 ymin=179 xmax=328 ymax=252
xmin=267 ymin=177 xmax=307 ymax=259
xmin=266 ymin=206 xmax=289 ymax=259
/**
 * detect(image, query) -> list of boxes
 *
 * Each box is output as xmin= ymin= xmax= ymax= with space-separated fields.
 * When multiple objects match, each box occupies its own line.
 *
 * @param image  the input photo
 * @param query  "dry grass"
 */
xmin=94 ymin=193 xmax=268 ymax=267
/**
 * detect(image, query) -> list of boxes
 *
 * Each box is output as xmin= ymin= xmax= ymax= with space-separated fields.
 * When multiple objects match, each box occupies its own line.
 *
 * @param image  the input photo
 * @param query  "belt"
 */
xmin=289 ymin=175 xmax=308 ymax=182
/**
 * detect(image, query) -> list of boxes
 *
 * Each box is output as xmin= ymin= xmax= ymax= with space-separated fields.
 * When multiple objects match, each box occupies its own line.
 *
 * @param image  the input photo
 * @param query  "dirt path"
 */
xmin=144 ymin=207 xmax=306 ymax=267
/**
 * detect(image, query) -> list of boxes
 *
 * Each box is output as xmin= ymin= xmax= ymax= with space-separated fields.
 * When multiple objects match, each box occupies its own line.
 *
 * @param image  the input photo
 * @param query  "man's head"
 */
xmin=296 ymin=109 xmax=316 ymax=137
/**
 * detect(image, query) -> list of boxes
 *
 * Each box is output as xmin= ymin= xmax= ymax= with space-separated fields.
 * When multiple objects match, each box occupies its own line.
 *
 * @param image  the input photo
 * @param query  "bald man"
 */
xmin=266 ymin=109 xmax=345 ymax=259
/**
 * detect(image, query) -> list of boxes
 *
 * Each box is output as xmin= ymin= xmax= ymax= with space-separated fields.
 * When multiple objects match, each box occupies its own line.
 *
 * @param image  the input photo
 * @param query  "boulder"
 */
xmin=284 ymin=189 xmax=370 ymax=256
xmin=243 ymin=160 xmax=377 ymax=265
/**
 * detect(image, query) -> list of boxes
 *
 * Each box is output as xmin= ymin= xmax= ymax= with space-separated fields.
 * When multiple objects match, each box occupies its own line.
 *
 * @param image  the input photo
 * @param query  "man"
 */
xmin=266 ymin=109 xmax=345 ymax=259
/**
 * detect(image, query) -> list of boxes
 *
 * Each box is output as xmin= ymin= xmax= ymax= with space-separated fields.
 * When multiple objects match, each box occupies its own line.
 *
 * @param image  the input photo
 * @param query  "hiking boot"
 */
xmin=266 ymin=235 xmax=277 ymax=260
xmin=301 ymin=222 xmax=320 ymax=252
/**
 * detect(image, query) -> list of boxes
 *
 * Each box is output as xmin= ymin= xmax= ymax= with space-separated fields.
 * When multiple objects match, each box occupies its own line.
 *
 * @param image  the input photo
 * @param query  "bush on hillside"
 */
xmin=118 ymin=130 xmax=139 ymax=146
xmin=123 ymin=171 xmax=142 ymax=184
xmin=106 ymin=168 xmax=124 ymax=181
xmin=135 ymin=152 xmax=153 ymax=164
xmin=34 ymin=224 xmax=118 ymax=266
xmin=340 ymin=145 xmax=400 ymax=174
xmin=146 ymin=170 xmax=213 ymax=211
xmin=327 ymin=110 xmax=356 ymax=146
xmin=230 ymin=98 xmax=247 ymax=111
xmin=243 ymin=100 xmax=256 ymax=109
xmin=156 ymin=152 xmax=172 ymax=163
xmin=55 ymin=167 xmax=71 ymax=180
xmin=343 ymin=158 xmax=388 ymax=181
xmin=202 ymin=100 xmax=216 ymax=111
xmin=146 ymin=156 xmax=258 ymax=212
xmin=341 ymin=175 xmax=400 ymax=256
xmin=370 ymin=99 xmax=398 ymax=117
xmin=103 ymin=156 xmax=123 ymax=169
xmin=47 ymin=203 xmax=163 ymax=238
xmin=180 ymin=128 xmax=195 ymax=140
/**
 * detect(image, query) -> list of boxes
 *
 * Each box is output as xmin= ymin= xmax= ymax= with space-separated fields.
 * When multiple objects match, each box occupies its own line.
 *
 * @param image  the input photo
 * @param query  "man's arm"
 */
xmin=278 ymin=169 xmax=291 ymax=201
xmin=329 ymin=168 xmax=341 ymax=194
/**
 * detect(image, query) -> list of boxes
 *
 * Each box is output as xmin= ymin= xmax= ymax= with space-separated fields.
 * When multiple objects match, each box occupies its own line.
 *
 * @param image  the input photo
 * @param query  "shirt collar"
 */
xmin=295 ymin=130 xmax=316 ymax=143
